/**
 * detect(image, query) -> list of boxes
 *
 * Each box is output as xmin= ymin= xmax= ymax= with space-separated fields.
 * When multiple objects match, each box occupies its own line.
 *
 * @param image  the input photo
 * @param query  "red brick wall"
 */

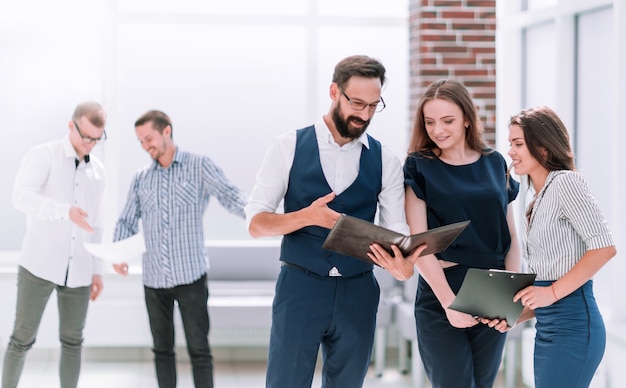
xmin=409 ymin=0 xmax=497 ymax=144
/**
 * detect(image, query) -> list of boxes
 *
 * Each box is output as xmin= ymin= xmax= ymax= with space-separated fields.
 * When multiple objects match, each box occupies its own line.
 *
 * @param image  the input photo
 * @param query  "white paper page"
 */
xmin=84 ymin=234 xmax=145 ymax=263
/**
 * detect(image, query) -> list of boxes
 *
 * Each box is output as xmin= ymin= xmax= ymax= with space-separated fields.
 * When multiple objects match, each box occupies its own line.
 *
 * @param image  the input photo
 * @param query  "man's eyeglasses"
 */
xmin=73 ymin=120 xmax=107 ymax=145
xmin=340 ymin=89 xmax=386 ymax=113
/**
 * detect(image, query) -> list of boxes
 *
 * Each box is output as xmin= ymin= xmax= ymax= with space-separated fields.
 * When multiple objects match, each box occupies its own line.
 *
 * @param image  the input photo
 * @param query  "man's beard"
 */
xmin=148 ymin=141 xmax=166 ymax=161
xmin=331 ymin=104 xmax=371 ymax=140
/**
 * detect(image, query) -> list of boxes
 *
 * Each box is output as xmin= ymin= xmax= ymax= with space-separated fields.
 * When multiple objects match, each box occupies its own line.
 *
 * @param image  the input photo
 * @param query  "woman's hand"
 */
xmin=479 ymin=317 xmax=512 ymax=333
xmin=368 ymin=243 xmax=427 ymax=281
xmin=514 ymin=285 xmax=557 ymax=310
xmin=445 ymin=308 xmax=479 ymax=328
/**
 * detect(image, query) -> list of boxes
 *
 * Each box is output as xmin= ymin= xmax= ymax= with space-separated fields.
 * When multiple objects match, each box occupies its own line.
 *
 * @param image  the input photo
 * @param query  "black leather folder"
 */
xmin=322 ymin=214 xmax=470 ymax=265
xmin=448 ymin=268 xmax=537 ymax=326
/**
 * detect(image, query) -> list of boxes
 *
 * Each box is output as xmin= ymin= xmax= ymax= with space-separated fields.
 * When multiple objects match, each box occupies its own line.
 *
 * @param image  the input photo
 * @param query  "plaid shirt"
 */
xmin=114 ymin=149 xmax=246 ymax=288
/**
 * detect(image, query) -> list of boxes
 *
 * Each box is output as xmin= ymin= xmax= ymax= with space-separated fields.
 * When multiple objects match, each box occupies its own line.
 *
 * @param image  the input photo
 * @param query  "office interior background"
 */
xmin=0 ymin=0 xmax=624 ymax=387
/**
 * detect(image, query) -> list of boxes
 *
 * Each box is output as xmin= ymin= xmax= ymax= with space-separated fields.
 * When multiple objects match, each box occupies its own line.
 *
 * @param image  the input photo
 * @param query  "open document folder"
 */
xmin=83 ymin=234 xmax=146 ymax=263
xmin=322 ymin=214 xmax=470 ymax=265
xmin=448 ymin=268 xmax=537 ymax=327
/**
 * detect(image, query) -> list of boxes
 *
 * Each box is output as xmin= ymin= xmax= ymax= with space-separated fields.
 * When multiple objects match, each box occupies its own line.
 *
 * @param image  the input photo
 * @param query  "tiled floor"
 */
xmin=5 ymin=346 xmax=521 ymax=388
xmin=6 ymin=349 xmax=408 ymax=388
xmin=17 ymin=361 xmax=411 ymax=388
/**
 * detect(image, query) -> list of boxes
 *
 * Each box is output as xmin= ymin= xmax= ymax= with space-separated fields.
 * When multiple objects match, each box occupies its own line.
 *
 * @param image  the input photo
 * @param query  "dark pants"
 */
xmin=533 ymin=280 xmax=605 ymax=388
xmin=144 ymin=274 xmax=213 ymax=388
xmin=266 ymin=265 xmax=379 ymax=388
xmin=415 ymin=265 xmax=507 ymax=388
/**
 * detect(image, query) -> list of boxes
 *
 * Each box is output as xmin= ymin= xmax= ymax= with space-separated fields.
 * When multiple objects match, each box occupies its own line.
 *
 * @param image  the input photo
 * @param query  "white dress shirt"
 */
xmin=12 ymin=136 xmax=105 ymax=287
xmin=245 ymin=118 xmax=409 ymax=234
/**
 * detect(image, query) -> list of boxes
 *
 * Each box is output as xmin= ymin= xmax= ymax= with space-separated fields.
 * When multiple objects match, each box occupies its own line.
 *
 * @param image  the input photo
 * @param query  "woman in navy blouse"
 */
xmin=370 ymin=79 xmax=521 ymax=387
xmin=487 ymin=106 xmax=616 ymax=388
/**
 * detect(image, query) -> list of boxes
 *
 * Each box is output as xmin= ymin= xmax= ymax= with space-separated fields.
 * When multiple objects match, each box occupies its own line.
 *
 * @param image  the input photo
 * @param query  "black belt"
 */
xmin=281 ymin=262 xmax=372 ymax=279
xmin=281 ymin=261 xmax=310 ymax=272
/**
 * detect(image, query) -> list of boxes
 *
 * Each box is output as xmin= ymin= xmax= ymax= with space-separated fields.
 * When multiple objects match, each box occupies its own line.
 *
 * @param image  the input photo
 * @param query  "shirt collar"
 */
xmin=543 ymin=170 xmax=566 ymax=189
xmin=314 ymin=117 xmax=370 ymax=149
xmin=172 ymin=147 xmax=183 ymax=163
xmin=151 ymin=147 xmax=183 ymax=169
xmin=62 ymin=135 xmax=82 ymax=161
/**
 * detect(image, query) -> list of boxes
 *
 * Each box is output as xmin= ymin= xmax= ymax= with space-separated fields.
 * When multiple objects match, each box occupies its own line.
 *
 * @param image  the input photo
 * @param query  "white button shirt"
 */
xmin=245 ymin=118 xmax=409 ymax=234
xmin=12 ymin=136 xmax=105 ymax=287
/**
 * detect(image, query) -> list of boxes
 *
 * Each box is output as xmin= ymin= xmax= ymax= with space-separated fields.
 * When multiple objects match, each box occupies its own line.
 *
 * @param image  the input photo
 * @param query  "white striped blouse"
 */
xmin=524 ymin=170 xmax=614 ymax=281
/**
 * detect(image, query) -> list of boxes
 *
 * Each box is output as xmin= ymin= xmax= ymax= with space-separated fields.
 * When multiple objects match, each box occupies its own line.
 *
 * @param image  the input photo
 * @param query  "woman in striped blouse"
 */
xmin=492 ymin=106 xmax=616 ymax=387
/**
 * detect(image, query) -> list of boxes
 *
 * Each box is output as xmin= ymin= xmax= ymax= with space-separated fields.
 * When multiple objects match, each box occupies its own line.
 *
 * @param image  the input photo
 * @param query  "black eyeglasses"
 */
xmin=73 ymin=120 xmax=107 ymax=145
xmin=340 ymin=89 xmax=386 ymax=113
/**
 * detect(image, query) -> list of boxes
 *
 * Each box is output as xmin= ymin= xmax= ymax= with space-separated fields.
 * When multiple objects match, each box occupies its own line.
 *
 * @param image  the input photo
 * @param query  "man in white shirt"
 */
xmin=2 ymin=101 xmax=107 ymax=388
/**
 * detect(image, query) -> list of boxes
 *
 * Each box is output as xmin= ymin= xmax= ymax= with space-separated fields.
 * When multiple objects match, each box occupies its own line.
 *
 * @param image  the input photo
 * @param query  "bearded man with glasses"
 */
xmin=2 ymin=101 xmax=107 ymax=388
xmin=246 ymin=55 xmax=416 ymax=388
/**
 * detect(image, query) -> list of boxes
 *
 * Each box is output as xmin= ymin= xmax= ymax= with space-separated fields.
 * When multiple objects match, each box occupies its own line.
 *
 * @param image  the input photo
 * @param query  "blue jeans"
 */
xmin=2 ymin=266 xmax=90 ymax=388
xmin=144 ymin=274 xmax=213 ymax=388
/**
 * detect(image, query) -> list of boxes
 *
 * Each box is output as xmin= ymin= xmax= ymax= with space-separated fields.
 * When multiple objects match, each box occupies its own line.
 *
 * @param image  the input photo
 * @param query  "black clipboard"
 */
xmin=322 ymin=214 xmax=470 ymax=265
xmin=448 ymin=268 xmax=537 ymax=326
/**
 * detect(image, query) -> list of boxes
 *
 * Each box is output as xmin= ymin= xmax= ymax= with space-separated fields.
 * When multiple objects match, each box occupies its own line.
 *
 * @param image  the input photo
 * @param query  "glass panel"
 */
xmin=523 ymin=21 xmax=556 ymax=108
xmin=576 ymin=6 xmax=613 ymax=204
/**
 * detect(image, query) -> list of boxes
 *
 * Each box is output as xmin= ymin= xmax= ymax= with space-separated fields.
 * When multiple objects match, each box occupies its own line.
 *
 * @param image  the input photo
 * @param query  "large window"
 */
xmin=0 ymin=0 xmax=409 ymax=249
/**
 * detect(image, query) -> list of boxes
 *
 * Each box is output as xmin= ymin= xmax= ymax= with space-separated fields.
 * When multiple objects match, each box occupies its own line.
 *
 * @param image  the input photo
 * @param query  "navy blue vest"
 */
xmin=280 ymin=125 xmax=383 ymax=277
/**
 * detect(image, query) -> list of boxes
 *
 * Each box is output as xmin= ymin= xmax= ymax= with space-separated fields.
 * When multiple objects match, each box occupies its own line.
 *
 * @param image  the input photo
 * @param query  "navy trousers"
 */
xmin=415 ymin=265 xmax=507 ymax=388
xmin=266 ymin=264 xmax=379 ymax=388
xmin=533 ymin=280 xmax=605 ymax=388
